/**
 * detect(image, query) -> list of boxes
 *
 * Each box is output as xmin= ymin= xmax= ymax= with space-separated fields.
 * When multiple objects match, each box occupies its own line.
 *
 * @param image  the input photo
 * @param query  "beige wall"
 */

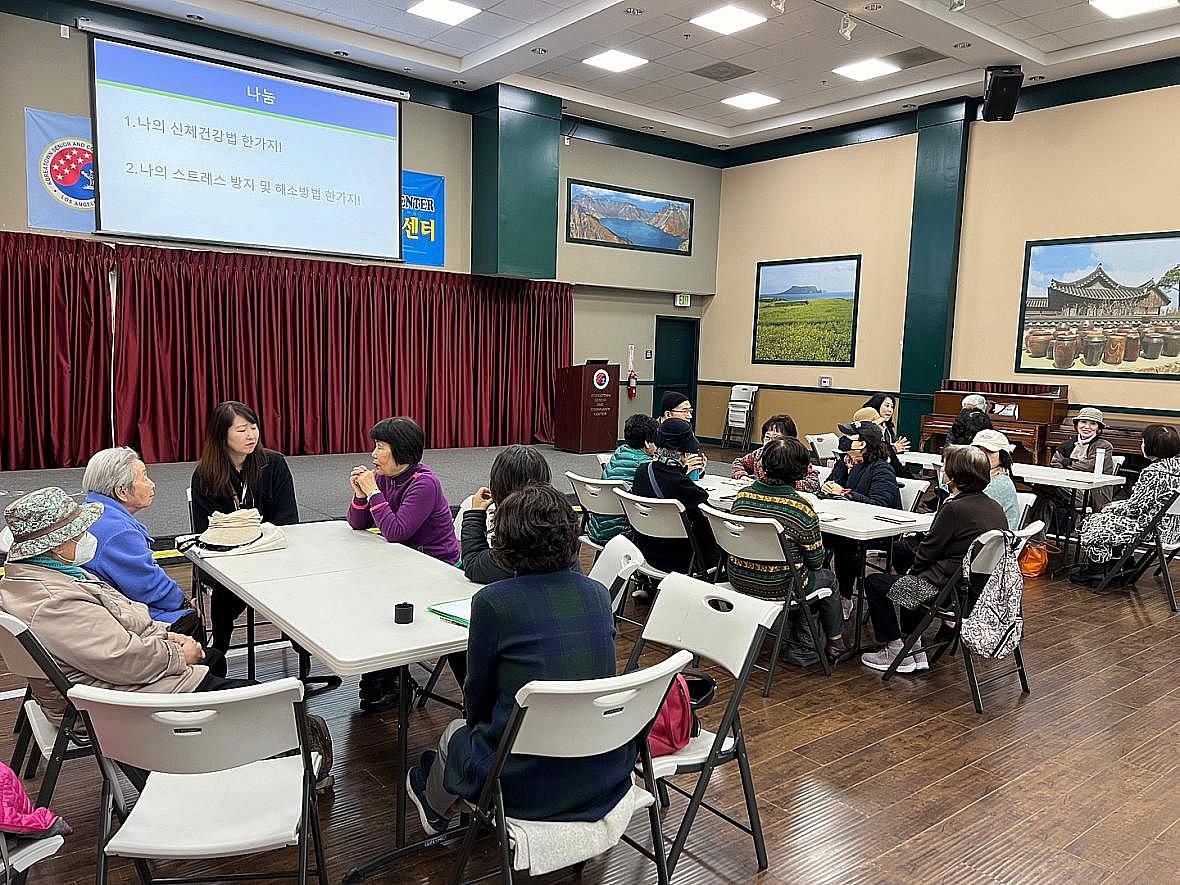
xmin=953 ymin=86 xmax=1180 ymax=412
xmin=697 ymin=385 xmax=867 ymax=444
xmin=703 ymin=135 xmax=918 ymax=391
xmin=558 ymin=138 xmax=721 ymax=295
xmin=572 ymin=285 xmax=706 ymax=437
xmin=0 ymin=13 xmax=472 ymax=272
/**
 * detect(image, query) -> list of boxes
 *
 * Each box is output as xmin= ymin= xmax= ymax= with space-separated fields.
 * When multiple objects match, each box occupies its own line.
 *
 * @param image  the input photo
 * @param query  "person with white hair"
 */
xmin=961 ymin=393 xmax=987 ymax=412
xmin=81 ymin=447 xmax=202 ymax=641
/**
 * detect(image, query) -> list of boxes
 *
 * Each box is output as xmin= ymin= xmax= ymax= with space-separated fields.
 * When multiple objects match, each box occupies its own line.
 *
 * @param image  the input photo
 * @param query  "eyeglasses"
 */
xmin=671 ymin=405 xmax=693 ymax=415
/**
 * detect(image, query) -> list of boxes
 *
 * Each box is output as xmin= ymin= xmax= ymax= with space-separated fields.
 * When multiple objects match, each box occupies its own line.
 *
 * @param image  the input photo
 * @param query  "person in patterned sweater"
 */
xmin=730 ymin=414 xmax=821 ymax=493
xmin=727 ymin=437 xmax=847 ymax=661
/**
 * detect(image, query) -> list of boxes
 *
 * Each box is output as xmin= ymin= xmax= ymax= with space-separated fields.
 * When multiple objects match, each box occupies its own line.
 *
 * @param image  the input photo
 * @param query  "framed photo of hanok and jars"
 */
xmin=1016 ymin=231 xmax=1180 ymax=379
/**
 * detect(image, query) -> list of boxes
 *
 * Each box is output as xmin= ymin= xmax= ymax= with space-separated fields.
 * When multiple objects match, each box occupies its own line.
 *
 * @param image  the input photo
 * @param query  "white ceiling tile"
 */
xmin=619 ymin=81 xmax=682 ymax=102
xmin=997 ymin=0 xmax=1076 ymax=17
xmin=998 ymin=19 xmax=1049 ymax=40
xmin=619 ymin=35 xmax=685 ymax=60
xmin=655 ymin=71 xmax=716 ymax=90
xmin=1028 ymin=32 xmax=1069 ymax=52
xmin=1026 ymin=3 xmax=1107 ymax=31
xmin=1056 ymin=18 xmax=1151 ymax=46
xmin=660 ymin=48 xmax=723 ymax=71
xmin=624 ymin=14 xmax=687 ymax=36
xmin=370 ymin=11 xmax=450 ymax=39
xmin=966 ymin=5 xmax=1020 ymax=27
xmin=693 ymin=34 xmax=759 ymax=61
xmin=467 ymin=11 xmax=530 ymax=38
xmin=429 ymin=27 xmax=500 ymax=51
xmin=487 ymin=0 xmax=559 ymax=24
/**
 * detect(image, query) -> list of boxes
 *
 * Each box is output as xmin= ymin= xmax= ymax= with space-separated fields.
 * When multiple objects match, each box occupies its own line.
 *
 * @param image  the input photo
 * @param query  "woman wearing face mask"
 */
xmin=191 ymin=401 xmax=299 ymax=652
xmin=0 ymin=488 xmax=253 ymax=718
xmin=348 ymin=416 xmax=460 ymax=712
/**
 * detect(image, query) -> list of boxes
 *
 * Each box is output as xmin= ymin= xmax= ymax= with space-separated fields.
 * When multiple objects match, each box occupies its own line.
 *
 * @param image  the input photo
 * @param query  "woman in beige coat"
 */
xmin=0 ymin=488 xmax=251 ymax=718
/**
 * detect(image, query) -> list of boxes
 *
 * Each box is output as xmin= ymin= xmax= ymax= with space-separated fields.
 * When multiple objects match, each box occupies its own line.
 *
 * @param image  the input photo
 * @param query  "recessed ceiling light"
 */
xmin=531 ymin=47 xmax=547 ymax=54
xmin=333 ymin=50 xmax=349 ymax=57
xmin=1089 ymin=0 xmax=1177 ymax=17
xmin=403 ymin=66 xmax=412 ymax=72
xmin=451 ymin=79 xmax=467 ymax=85
xmin=583 ymin=49 xmax=648 ymax=72
xmin=722 ymin=91 xmax=780 ymax=110
xmin=864 ymin=2 xmax=883 ymax=9
xmin=641 ymin=125 xmax=654 ymax=130
xmin=953 ymin=41 xmax=971 ymax=48
xmin=407 ymin=0 xmax=481 ymax=27
xmin=717 ymin=143 xmax=731 ymax=147
xmin=832 ymin=57 xmax=901 ymax=81
xmin=1028 ymin=75 xmax=1046 ymax=81
xmin=185 ymin=13 xmax=204 ymax=20
xmin=690 ymin=5 xmax=767 ymax=36
xmin=623 ymin=6 xmax=644 ymax=14
xmin=902 ymin=103 xmax=918 ymax=109
xmin=799 ymin=125 xmax=813 ymax=130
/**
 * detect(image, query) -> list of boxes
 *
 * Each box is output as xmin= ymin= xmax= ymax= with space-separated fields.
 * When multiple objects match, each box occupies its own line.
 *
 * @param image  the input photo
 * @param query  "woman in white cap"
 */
xmin=972 ymin=429 xmax=1021 ymax=531
xmin=0 ymin=488 xmax=251 ymax=717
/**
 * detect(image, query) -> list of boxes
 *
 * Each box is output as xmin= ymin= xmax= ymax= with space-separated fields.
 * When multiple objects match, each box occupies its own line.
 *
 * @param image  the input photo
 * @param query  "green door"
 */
xmin=653 ymin=316 xmax=700 ymax=418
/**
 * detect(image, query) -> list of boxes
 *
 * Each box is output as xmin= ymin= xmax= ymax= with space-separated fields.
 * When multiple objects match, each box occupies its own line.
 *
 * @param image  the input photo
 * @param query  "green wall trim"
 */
xmin=992 ymin=55 xmax=1180 ymax=120
xmin=0 ymin=0 xmax=472 ymax=112
xmin=897 ymin=99 xmax=973 ymax=444
xmin=471 ymin=86 xmax=559 ymax=278
xmin=722 ymin=113 xmax=917 ymax=168
xmin=562 ymin=117 xmax=726 ymax=167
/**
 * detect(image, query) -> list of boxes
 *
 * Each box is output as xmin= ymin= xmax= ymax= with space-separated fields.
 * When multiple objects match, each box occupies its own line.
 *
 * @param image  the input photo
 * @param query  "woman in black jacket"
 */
xmin=629 ymin=418 xmax=716 ymax=576
xmin=863 ymin=393 xmax=910 ymax=454
xmin=822 ymin=422 xmax=903 ymax=615
xmin=460 ymin=445 xmax=553 ymax=584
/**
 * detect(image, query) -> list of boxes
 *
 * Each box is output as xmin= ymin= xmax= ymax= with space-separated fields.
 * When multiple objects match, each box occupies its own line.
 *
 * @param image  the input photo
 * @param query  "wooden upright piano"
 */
xmin=1048 ymin=417 xmax=1156 ymax=468
xmin=919 ymin=380 xmax=1070 ymax=464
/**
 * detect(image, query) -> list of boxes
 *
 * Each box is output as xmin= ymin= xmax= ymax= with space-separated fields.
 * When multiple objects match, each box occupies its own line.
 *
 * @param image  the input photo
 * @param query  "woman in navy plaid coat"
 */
xmin=406 ymin=484 xmax=634 ymax=833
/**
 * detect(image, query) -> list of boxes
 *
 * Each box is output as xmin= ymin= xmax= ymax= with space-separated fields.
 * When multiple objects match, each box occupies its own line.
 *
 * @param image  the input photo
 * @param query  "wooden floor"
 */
xmin=6 ymin=554 xmax=1180 ymax=885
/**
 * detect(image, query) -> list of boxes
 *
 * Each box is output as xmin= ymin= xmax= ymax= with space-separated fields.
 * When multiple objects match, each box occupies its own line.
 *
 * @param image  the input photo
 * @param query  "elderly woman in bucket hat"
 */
xmin=0 ymin=488 xmax=253 ymax=720
xmin=1034 ymin=408 xmax=1119 ymax=523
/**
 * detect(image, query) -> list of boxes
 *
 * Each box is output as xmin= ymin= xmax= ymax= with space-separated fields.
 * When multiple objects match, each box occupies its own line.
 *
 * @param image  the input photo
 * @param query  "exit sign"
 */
xmin=674 ymin=293 xmax=691 ymax=308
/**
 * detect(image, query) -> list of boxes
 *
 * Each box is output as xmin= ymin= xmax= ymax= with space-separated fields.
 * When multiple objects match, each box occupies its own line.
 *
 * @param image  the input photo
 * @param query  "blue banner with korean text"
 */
xmin=401 ymin=171 xmax=444 ymax=267
xmin=25 ymin=108 xmax=96 ymax=233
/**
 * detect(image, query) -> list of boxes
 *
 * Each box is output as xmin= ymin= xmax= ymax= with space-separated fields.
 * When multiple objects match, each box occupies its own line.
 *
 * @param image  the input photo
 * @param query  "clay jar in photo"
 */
xmin=1027 ymin=330 xmax=1054 ymax=358
xmin=1053 ymin=335 xmax=1077 ymax=370
xmin=1103 ymin=332 xmax=1126 ymax=365
xmin=1123 ymin=328 xmax=1141 ymax=362
xmin=1164 ymin=331 xmax=1180 ymax=358
xmin=1082 ymin=334 xmax=1107 ymax=367
xmin=1141 ymin=333 xmax=1165 ymax=360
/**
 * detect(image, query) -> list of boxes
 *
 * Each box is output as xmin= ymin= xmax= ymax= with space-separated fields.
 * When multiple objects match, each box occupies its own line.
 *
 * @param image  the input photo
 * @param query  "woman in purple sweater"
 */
xmin=347 ymin=416 xmax=460 ymax=712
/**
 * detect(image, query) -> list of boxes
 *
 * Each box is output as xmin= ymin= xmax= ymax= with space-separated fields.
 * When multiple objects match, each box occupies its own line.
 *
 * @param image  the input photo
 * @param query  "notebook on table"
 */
xmin=428 ymin=598 xmax=472 ymax=627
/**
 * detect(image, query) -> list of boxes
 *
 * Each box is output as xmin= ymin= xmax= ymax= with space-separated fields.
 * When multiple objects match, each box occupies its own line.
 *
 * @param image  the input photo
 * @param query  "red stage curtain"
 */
xmin=112 ymin=245 xmax=572 ymax=462
xmin=0 ymin=233 xmax=114 ymax=470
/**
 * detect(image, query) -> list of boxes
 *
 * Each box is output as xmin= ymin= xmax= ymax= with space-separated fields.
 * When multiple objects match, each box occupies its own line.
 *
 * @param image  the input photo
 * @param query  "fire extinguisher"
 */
xmin=627 ymin=369 xmax=638 ymax=399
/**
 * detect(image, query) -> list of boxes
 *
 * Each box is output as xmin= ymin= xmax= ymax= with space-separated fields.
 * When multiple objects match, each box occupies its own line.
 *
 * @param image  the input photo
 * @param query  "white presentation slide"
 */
xmin=92 ymin=39 xmax=401 ymax=259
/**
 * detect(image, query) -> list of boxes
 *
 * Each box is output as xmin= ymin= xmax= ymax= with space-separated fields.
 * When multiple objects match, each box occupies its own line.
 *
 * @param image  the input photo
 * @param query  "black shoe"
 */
xmin=1071 ymin=561 xmax=1109 ymax=587
xmin=360 ymin=688 xmax=400 ymax=714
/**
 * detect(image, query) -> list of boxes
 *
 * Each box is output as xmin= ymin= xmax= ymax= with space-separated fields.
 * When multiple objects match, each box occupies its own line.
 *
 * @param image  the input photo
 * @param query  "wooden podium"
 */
xmin=554 ymin=364 xmax=619 ymax=454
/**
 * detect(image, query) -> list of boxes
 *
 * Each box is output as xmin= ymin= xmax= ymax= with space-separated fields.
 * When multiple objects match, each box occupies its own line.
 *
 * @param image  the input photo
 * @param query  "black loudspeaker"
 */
xmin=981 ymin=65 xmax=1024 ymax=122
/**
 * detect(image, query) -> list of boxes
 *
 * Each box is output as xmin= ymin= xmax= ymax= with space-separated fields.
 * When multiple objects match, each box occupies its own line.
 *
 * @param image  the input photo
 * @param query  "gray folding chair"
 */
xmin=614 ymin=489 xmax=712 ymax=580
xmin=566 ymin=472 xmax=629 ymax=554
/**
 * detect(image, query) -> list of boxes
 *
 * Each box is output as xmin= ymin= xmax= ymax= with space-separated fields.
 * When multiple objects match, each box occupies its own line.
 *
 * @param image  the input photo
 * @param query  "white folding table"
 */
xmin=184 ymin=521 xmax=478 ymax=881
xmin=697 ymin=476 xmax=935 ymax=654
xmin=899 ymin=451 xmax=943 ymax=471
xmin=1010 ymin=463 xmax=1125 ymax=569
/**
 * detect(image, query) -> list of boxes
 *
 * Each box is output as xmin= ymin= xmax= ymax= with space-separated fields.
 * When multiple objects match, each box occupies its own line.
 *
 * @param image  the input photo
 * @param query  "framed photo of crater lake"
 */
xmin=752 ymin=255 xmax=861 ymax=366
xmin=566 ymin=179 xmax=693 ymax=256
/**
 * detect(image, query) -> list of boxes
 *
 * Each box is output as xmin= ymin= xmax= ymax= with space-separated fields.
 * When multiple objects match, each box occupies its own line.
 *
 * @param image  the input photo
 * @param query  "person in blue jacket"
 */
xmin=80 ymin=447 xmax=203 ymax=643
xmin=587 ymin=413 xmax=658 ymax=545
xmin=821 ymin=421 xmax=903 ymax=618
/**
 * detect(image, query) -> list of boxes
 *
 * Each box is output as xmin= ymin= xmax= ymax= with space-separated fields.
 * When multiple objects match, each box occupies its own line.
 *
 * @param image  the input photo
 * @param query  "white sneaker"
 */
xmin=861 ymin=645 xmax=916 ymax=673
xmin=841 ymin=597 xmax=855 ymax=621
xmin=908 ymin=649 xmax=930 ymax=671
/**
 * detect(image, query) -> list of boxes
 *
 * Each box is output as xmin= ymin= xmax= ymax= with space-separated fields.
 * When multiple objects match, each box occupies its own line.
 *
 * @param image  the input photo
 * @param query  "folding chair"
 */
xmin=614 ymin=490 xmax=712 ymax=580
xmin=699 ymin=504 xmax=831 ymax=693
xmin=721 ymin=385 xmax=758 ymax=450
xmin=814 ymin=465 xmax=833 ymax=486
xmin=898 ymin=478 xmax=931 ymax=513
xmin=883 ymin=522 xmax=1044 ymax=714
xmin=448 ymin=650 xmax=693 ymax=885
xmin=587 ymin=534 xmax=646 ymax=627
xmin=1092 ymin=490 xmax=1180 ymax=612
xmin=69 ymin=677 xmax=328 ymax=885
xmin=0 ymin=613 xmax=95 ymax=811
xmin=806 ymin=433 xmax=841 ymax=463
xmin=596 ymin=453 xmax=613 ymax=471
xmin=0 ymin=833 xmax=65 ymax=884
xmin=566 ymin=473 xmax=629 ymax=555
xmin=1016 ymin=491 xmax=1038 ymax=529
xmin=625 ymin=574 xmax=781 ymax=876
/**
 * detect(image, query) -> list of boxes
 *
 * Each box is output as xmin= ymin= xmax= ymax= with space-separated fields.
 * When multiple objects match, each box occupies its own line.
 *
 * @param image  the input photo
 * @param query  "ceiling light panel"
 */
xmin=832 ymin=57 xmax=901 ymax=81
xmin=722 ymin=91 xmax=779 ymax=109
xmin=583 ymin=49 xmax=649 ymax=72
xmin=407 ymin=0 xmax=481 ymax=27
xmin=1089 ymin=0 xmax=1178 ymax=17
xmin=690 ymin=5 xmax=767 ymax=35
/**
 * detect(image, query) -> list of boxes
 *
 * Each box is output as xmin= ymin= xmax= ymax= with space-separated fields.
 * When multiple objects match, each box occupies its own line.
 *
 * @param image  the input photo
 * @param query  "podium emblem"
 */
xmin=592 ymin=368 xmax=610 ymax=390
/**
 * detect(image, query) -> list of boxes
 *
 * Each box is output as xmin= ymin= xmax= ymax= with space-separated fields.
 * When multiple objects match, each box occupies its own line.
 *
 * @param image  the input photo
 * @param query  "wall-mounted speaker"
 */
xmin=981 ymin=65 xmax=1024 ymax=122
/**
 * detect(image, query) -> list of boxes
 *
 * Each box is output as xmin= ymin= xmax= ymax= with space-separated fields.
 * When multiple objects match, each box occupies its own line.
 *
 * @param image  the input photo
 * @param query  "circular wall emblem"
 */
xmin=592 ymin=368 xmax=610 ymax=390
xmin=40 ymin=138 xmax=95 ymax=209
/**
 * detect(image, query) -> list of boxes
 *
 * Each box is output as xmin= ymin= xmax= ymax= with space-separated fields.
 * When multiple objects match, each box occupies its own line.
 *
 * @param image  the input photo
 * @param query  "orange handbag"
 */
xmin=1018 ymin=540 xmax=1049 ymax=578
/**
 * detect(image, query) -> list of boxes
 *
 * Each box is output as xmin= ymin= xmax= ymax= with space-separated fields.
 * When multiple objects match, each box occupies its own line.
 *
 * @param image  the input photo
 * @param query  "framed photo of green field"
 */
xmin=752 ymin=255 xmax=861 ymax=366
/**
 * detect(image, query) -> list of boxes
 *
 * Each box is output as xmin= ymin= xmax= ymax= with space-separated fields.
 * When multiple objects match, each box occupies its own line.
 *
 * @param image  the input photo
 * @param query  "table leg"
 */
xmin=342 ymin=664 xmax=469 ymax=883
xmin=246 ymin=606 xmax=256 ymax=682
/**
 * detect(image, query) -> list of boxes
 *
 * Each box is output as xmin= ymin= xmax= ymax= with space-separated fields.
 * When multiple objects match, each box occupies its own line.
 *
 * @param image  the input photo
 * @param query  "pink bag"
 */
xmin=0 ymin=762 xmax=67 ymax=836
xmin=647 ymin=674 xmax=693 ymax=757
